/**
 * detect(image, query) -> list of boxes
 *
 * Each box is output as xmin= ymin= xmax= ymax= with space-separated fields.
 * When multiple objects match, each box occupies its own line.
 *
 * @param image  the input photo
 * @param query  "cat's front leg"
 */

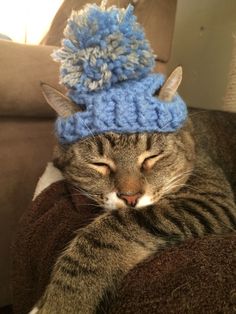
xmin=32 ymin=208 xmax=174 ymax=314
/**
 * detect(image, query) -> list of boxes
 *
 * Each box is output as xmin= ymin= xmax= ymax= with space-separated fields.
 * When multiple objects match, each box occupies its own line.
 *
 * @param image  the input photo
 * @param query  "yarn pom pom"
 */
xmin=52 ymin=3 xmax=155 ymax=93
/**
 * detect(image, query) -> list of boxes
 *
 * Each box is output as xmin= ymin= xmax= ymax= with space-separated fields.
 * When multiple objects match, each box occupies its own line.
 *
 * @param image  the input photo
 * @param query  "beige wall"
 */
xmin=169 ymin=0 xmax=236 ymax=111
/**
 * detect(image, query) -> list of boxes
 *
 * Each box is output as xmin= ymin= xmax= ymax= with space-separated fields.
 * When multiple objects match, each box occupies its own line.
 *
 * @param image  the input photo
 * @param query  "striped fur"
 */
xmin=33 ymin=119 xmax=236 ymax=314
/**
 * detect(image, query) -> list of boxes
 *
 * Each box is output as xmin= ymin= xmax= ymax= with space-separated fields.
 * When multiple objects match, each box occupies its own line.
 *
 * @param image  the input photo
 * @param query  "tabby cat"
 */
xmin=32 ymin=68 xmax=236 ymax=313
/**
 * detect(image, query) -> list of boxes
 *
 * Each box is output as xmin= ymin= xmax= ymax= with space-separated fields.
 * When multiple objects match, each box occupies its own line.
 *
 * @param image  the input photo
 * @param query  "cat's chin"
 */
xmin=103 ymin=203 xmax=126 ymax=211
xmin=103 ymin=192 xmax=126 ymax=211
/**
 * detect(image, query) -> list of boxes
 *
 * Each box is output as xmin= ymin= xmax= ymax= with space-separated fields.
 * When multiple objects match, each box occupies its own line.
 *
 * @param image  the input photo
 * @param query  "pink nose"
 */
xmin=117 ymin=192 xmax=142 ymax=207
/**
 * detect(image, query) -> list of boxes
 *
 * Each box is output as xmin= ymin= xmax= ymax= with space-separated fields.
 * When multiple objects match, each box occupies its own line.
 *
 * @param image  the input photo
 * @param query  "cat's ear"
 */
xmin=40 ymin=83 xmax=81 ymax=118
xmin=159 ymin=66 xmax=183 ymax=101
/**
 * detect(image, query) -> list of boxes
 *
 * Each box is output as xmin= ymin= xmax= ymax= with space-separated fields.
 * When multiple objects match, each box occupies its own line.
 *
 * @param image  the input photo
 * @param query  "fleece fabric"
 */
xmin=12 ymin=180 xmax=236 ymax=314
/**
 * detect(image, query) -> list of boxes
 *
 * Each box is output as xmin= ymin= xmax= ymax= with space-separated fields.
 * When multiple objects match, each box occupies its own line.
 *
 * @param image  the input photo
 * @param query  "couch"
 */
xmin=0 ymin=0 xmax=177 ymax=309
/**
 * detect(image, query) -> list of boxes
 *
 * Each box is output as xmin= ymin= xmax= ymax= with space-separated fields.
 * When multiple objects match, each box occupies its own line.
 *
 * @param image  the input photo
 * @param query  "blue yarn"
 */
xmin=55 ymin=74 xmax=188 ymax=144
xmin=52 ymin=3 xmax=188 ymax=144
xmin=52 ymin=4 xmax=155 ymax=93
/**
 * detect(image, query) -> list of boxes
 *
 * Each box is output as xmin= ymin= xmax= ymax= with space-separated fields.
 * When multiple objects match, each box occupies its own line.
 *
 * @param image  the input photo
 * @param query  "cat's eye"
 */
xmin=92 ymin=162 xmax=110 ymax=167
xmin=89 ymin=162 xmax=112 ymax=176
xmin=141 ymin=154 xmax=161 ymax=171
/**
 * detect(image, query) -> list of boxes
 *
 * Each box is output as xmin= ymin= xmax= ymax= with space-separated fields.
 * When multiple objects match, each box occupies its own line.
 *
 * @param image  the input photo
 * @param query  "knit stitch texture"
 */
xmin=56 ymin=74 xmax=187 ymax=143
xmin=52 ymin=3 xmax=188 ymax=144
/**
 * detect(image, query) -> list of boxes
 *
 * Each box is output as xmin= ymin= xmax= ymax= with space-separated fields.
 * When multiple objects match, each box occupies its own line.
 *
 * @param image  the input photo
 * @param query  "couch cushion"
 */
xmin=0 ymin=40 xmax=65 ymax=117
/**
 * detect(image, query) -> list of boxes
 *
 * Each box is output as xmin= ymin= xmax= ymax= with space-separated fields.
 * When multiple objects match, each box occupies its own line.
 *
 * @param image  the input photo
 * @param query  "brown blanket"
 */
xmin=12 ymin=180 xmax=236 ymax=314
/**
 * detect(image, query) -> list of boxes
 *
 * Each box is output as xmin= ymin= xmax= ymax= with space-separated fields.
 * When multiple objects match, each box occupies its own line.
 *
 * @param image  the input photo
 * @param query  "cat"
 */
xmin=31 ymin=68 xmax=236 ymax=313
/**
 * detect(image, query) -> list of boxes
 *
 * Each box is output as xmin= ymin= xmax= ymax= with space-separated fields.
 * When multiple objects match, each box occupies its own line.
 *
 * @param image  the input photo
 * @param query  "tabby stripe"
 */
xmin=96 ymin=138 xmax=104 ymax=156
xmin=75 ymin=242 xmax=96 ymax=259
xmin=131 ymin=210 xmax=177 ymax=239
xmin=145 ymin=134 xmax=152 ymax=151
xmin=60 ymin=264 xmax=96 ymax=276
xmin=103 ymin=134 xmax=116 ymax=147
xmin=204 ymin=180 xmax=233 ymax=197
xmin=134 ymin=133 xmax=140 ymax=145
xmin=174 ymin=204 xmax=200 ymax=237
xmin=181 ymin=201 xmax=214 ymax=233
xmin=61 ymin=255 xmax=97 ymax=275
xmin=183 ymin=197 xmax=222 ymax=224
xmin=145 ymin=206 xmax=184 ymax=238
xmin=209 ymin=198 xmax=236 ymax=228
xmin=200 ymin=191 xmax=229 ymax=198
xmin=60 ymin=265 xmax=78 ymax=277
xmin=61 ymin=255 xmax=79 ymax=267
xmin=183 ymin=221 xmax=199 ymax=237
xmin=105 ymin=215 xmax=147 ymax=247
xmin=163 ymin=211 xmax=187 ymax=236
xmin=111 ymin=210 xmax=127 ymax=226
xmin=83 ymin=233 xmax=119 ymax=251
xmin=105 ymin=217 xmax=135 ymax=240
xmin=52 ymin=279 xmax=77 ymax=293
xmin=145 ymin=206 xmax=179 ymax=236
xmin=207 ymin=180 xmax=228 ymax=191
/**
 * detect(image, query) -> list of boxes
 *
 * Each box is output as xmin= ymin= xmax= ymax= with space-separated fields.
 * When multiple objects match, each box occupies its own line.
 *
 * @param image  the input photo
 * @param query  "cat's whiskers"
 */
xmin=71 ymin=185 xmax=102 ymax=202
xmin=188 ymin=109 xmax=208 ymax=117
xmin=164 ymin=170 xmax=192 ymax=186
xmin=160 ymin=171 xmax=192 ymax=196
xmin=163 ymin=183 xmax=186 ymax=195
xmin=64 ymin=197 xmax=103 ymax=207
xmin=166 ymin=170 xmax=196 ymax=191
xmin=137 ymin=110 xmax=178 ymax=133
xmin=175 ymin=183 xmax=220 ymax=195
xmin=161 ymin=182 xmax=184 ymax=197
xmin=68 ymin=201 xmax=103 ymax=208
xmin=79 ymin=119 xmax=97 ymax=143
xmin=142 ymin=170 xmax=193 ymax=204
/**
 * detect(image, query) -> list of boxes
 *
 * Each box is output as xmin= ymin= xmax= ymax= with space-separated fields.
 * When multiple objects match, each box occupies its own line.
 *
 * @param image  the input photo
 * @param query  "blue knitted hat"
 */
xmin=52 ymin=2 xmax=187 ymax=144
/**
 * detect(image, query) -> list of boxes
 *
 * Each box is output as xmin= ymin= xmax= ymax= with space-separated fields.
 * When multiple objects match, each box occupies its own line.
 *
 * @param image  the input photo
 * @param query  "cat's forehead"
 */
xmin=73 ymin=132 xmax=170 ymax=155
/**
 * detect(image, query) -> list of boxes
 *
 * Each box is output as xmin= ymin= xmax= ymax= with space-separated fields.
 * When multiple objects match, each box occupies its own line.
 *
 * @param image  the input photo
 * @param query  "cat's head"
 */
xmin=41 ymin=67 xmax=195 ymax=210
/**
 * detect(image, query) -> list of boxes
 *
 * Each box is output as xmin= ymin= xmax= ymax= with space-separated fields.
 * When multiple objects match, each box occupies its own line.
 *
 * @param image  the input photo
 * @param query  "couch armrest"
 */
xmin=0 ymin=40 xmax=65 ymax=118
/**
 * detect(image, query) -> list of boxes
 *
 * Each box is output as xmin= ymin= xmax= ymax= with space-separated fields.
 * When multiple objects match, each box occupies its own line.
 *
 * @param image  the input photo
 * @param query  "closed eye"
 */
xmin=89 ymin=161 xmax=115 ymax=175
xmin=92 ymin=162 xmax=110 ymax=167
xmin=141 ymin=154 xmax=163 ymax=171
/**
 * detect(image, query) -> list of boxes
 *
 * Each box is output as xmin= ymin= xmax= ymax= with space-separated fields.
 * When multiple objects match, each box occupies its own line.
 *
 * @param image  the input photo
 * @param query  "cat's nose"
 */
xmin=117 ymin=192 xmax=142 ymax=207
